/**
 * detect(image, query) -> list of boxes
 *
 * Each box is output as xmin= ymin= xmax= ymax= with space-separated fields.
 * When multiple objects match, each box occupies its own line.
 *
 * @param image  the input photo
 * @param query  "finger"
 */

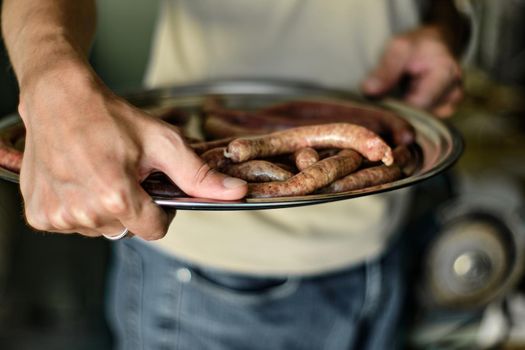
xmin=98 ymin=228 xmax=134 ymax=240
xmin=105 ymin=179 xmax=171 ymax=241
xmin=93 ymin=221 xmax=127 ymax=237
xmin=433 ymin=104 xmax=455 ymax=118
xmin=35 ymin=222 xmax=99 ymax=237
xmin=74 ymin=228 xmax=102 ymax=238
xmin=442 ymin=85 xmax=464 ymax=107
xmin=27 ymin=206 xmax=129 ymax=239
xmin=65 ymin=228 xmax=101 ymax=238
xmin=42 ymin=228 xmax=100 ymax=237
xmin=361 ymin=37 xmax=412 ymax=95
xmin=164 ymin=208 xmax=177 ymax=223
xmin=25 ymin=200 xmax=73 ymax=233
xmin=77 ymin=226 xmax=135 ymax=240
xmin=68 ymin=203 xmax=104 ymax=229
xmin=154 ymin=135 xmax=247 ymax=200
xmin=432 ymin=87 xmax=464 ymax=118
xmin=405 ymin=69 xmax=453 ymax=109
xmin=70 ymin=227 xmax=134 ymax=240
xmin=405 ymin=63 xmax=460 ymax=109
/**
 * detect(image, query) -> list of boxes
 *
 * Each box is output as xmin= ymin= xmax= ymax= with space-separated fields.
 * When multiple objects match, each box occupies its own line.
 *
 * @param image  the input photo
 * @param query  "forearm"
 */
xmin=1 ymin=0 xmax=96 ymax=93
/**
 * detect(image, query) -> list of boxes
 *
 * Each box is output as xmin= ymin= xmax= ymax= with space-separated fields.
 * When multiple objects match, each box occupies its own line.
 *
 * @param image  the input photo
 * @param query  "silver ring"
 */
xmin=102 ymin=228 xmax=129 ymax=241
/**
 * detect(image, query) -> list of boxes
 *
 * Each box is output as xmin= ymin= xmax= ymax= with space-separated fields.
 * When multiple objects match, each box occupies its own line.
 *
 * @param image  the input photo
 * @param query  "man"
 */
xmin=2 ymin=0 xmax=468 ymax=349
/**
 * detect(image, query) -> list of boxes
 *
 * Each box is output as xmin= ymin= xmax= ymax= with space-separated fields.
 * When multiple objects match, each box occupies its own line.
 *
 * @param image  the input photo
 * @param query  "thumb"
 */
xmin=155 ymin=142 xmax=247 ymax=200
xmin=361 ymin=38 xmax=412 ymax=96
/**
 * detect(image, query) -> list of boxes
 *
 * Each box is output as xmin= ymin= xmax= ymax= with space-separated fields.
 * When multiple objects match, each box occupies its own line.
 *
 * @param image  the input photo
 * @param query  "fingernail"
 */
xmin=363 ymin=77 xmax=382 ymax=92
xmin=223 ymin=177 xmax=247 ymax=189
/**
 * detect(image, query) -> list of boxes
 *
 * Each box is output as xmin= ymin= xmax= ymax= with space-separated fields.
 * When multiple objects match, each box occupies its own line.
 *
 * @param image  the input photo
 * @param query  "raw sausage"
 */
xmin=318 ymin=165 xmax=402 ymax=193
xmin=225 ymin=123 xmax=393 ymax=165
xmin=216 ymin=108 xmax=383 ymax=134
xmin=204 ymin=98 xmax=389 ymax=138
xmin=203 ymin=115 xmax=268 ymax=139
xmin=142 ymin=172 xmax=186 ymax=197
xmin=261 ymin=99 xmax=415 ymax=145
xmin=201 ymin=147 xmax=231 ymax=170
xmin=248 ymin=149 xmax=362 ymax=198
xmin=223 ymin=160 xmax=293 ymax=182
xmin=318 ymin=146 xmax=416 ymax=193
xmin=191 ymin=137 xmax=235 ymax=155
xmin=0 ymin=125 xmax=24 ymax=172
xmin=293 ymin=147 xmax=319 ymax=171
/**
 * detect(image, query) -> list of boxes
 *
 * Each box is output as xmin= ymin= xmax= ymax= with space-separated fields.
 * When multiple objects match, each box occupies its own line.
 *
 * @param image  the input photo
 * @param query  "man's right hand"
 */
xmin=19 ymin=64 xmax=247 ymax=240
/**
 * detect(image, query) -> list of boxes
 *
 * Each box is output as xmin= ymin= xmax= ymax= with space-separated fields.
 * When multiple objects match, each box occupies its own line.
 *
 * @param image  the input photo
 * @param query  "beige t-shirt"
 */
xmin=143 ymin=0 xmax=419 ymax=276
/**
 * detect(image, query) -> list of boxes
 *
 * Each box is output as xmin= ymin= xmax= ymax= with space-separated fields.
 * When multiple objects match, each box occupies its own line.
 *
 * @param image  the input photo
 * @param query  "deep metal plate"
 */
xmin=0 ymin=79 xmax=463 ymax=210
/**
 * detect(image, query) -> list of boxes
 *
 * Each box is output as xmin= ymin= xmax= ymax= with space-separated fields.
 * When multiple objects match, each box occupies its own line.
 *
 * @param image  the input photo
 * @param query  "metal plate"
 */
xmin=0 ymin=79 xmax=463 ymax=210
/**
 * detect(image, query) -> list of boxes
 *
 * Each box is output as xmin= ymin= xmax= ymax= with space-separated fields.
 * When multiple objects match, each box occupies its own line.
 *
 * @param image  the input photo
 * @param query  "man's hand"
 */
xmin=362 ymin=26 xmax=463 ymax=118
xmin=19 ymin=65 xmax=247 ymax=240
xmin=2 ymin=0 xmax=246 ymax=240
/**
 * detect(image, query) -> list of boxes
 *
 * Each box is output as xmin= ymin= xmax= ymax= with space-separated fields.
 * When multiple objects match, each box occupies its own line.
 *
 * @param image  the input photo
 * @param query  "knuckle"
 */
xmin=153 ymin=122 xmax=183 ymax=143
xmin=192 ymin=163 xmax=215 ymax=188
xmin=48 ymin=210 xmax=74 ymax=230
xmin=71 ymin=207 xmax=99 ymax=229
xmin=100 ymin=187 xmax=130 ymax=215
xmin=162 ymin=127 xmax=186 ymax=150
xmin=25 ymin=211 xmax=51 ymax=231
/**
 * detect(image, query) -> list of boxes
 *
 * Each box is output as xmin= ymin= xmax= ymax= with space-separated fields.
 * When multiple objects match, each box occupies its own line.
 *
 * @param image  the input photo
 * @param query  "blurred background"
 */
xmin=0 ymin=0 xmax=525 ymax=349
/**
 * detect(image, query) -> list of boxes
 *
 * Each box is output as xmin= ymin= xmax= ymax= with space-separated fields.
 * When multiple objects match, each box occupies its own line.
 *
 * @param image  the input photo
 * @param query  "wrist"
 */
xmin=408 ymin=24 xmax=459 ymax=58
xmin=422 ymin=1 xmax=471 ymax=58
xmin=424 ymin=24 xmax=458 ymax=55
xmin=14 ymin=29 xmax=101 ymax=113
xmin=18 ymin=53 xmax=102 ymax=123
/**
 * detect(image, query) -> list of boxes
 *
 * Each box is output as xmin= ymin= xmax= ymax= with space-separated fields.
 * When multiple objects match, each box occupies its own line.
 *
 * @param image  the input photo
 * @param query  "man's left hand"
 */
xmin=362 ymin=26 xmax=463 ymax=118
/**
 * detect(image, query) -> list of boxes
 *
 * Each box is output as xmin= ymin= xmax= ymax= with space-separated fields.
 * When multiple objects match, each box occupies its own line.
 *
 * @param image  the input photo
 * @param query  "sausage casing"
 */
xmin=248 ymin=149 xmax=362 ymax=198
xmin=261 ymin=99 xmax=415 ymax=145
xmin=293 ymin=147 xmax=319 ymax=171
xmin=318 ymin=146 xmax=416 ymax=193
xmin=225 ymin=123 xmax=393 ymax=166
xmin=201 ymin=147 xmax=231 ymax=170
xmin=191 ymin=137 xmax=235 ymax=155
xmin=223 ymin=160 xmax=293 ymax=182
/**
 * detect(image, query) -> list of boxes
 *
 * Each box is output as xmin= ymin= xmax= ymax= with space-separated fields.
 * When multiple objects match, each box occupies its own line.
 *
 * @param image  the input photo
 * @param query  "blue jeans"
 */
xmin=106 ymin=238 xmax=404 ymax=350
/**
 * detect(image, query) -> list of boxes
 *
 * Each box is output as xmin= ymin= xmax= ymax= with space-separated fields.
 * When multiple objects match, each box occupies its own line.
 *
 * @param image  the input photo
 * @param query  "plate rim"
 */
xmin=0 ymin=79 xmax=464 ymax=210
